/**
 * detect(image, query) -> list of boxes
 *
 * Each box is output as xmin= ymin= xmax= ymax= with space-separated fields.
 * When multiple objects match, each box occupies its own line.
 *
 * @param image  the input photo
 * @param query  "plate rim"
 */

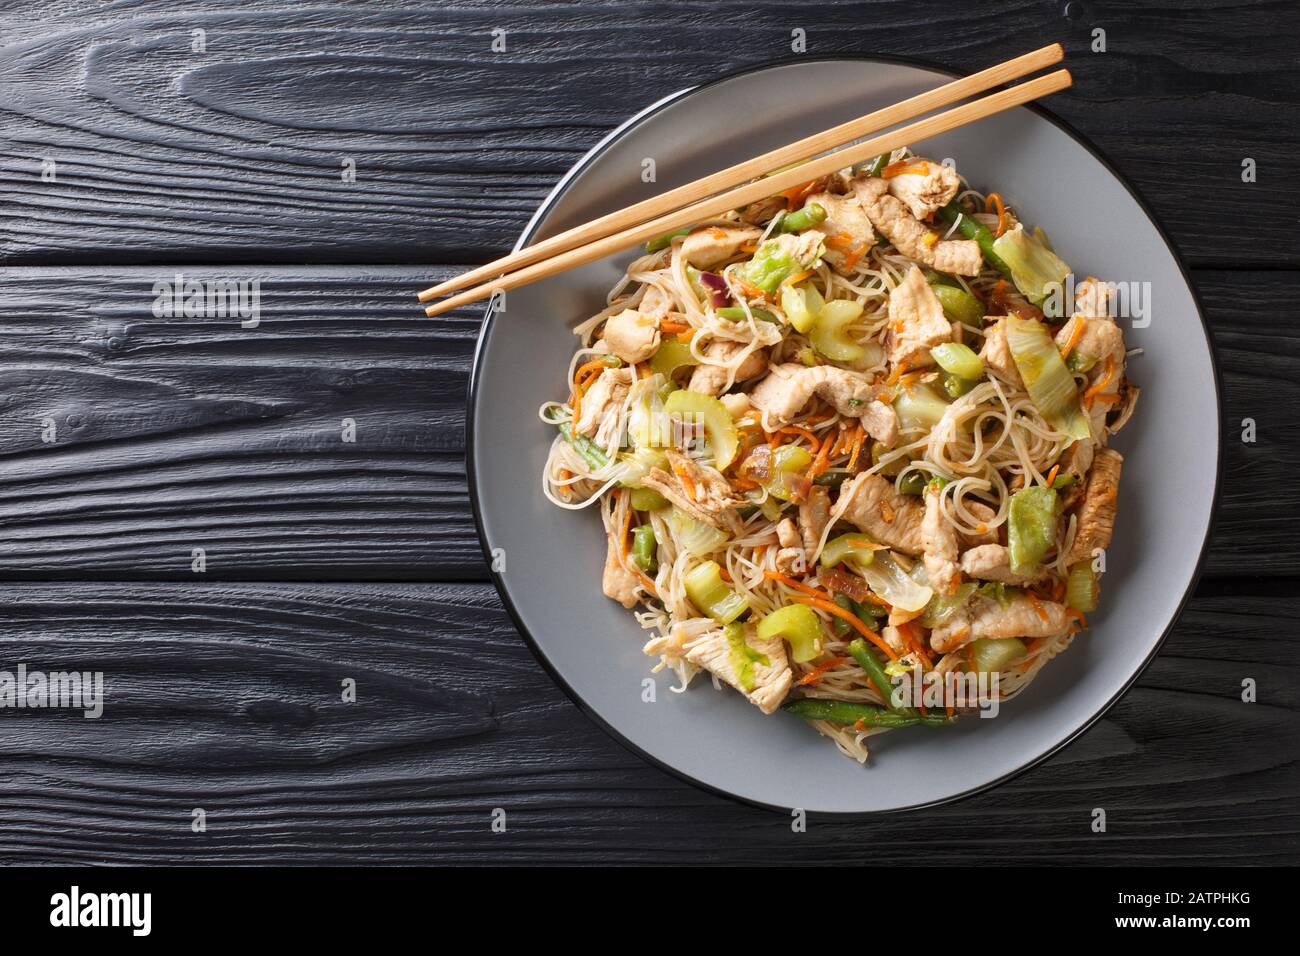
xmin=464 ymin=53 xmax=1225 ymax=816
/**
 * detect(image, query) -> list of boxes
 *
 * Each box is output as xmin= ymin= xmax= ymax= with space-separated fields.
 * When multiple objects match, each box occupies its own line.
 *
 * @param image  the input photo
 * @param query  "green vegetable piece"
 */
xmin=942 ymin=374 xmax=979 ymax=399
xmin=716 ymin=305 xmax=778 ymax=323
xmin=921 ymin=581 xmax=978 ymax=629
xmin=847 ymin=638 xmax=913 ymax=714
xmin=1007 ymin=484 xmax=1058 ymax=573
xmin=1065 ymin=561 xmax=1098 ymax=613
xmin=810 ymin=299 xmax=866 ymax=361
xmin=684 ymin=560 xmax=748 ymax=624
xmin=936 ymin=202 xmax=1012 ymax=277
xmin=1006 ymin=317 xmax=1091 ymax=442
xmin=929 ymin=342 xmax=984 ymax=381
xmin=990 ymin=222 xmax=1072 ymax=306
xmin=893 ymin=382 xmax=950 ymax=430
xmin=779 ymin=281 xmax=825 ymax=334
xmin=743 ymin=236 xmax=822 ymax=296
xmin=645 ymin=227 xmax=691 ymax=253
xmin=629 ymin=486 xmax=669 ymax=511
xmin=896 ymin=472 xmax=927 ymax=496
xmin=764 ymin=443 xmax=813 ymax=501
xmin=632 ymin=524 xmax=658 ymax=574
xmin=819 ymin=532 xmax=876 ymax=571
xmin=777 ymin=202 xmax=827 ymax=233
xmin=724 ymin=622 xmax=770 ymax=692
xmin=756 ymin=604 xmax=822 ymax=663
xmin=649 ymin=337 xmax=699 ymax=378
xmin=929 ymin=282 xmax=986 ymax=326
xmin=663 ymin=389 xmax=741 ymax=469
xmin=1066 ymin=349 xmax=1097 ymax=373
xmin=781 ymin=698 xmax=953 ymax=727
xmin=968 ymin=636 xmax=1028 ymax=674
xmin=978 ymin=581 xmax=1018 ymax=608
xmin=857 ymin=153 xmax=890 ymax=178
xmin=557 ymin=422 xmax=609 ymax=470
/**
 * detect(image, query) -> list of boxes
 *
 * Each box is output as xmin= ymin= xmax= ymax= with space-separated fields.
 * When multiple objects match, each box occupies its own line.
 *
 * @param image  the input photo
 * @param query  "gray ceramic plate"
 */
xmin=467 ymin=57 xmax=1220 ymax=813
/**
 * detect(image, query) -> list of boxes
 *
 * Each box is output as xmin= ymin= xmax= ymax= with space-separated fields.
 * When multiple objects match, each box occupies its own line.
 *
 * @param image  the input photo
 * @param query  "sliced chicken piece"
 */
xmin=1073 ymin=276 xmax=1114 ymax=319
xmin=738 ymin=195 xmax=786 ymax=226
xmin=798 ymin=485 xmax=832 ymax=552
xmin=641 ymin=449 xmax=744 ymax=532
xmin=854 ymin=177 xmax=983 ymax=276
xmin=1056 ymin=440 xmax=1094 ymax=509
xmin=602 ymin=535 xmax=642 ymax=609
xmin=638 ymin=284 xmax=673 ymax=319
xmin=885 ymin=265 xmax=954 ymax=367
xmin=775 ymin=547 xmax=806 ymax=575
xmin=978 ymin=317 xmax=1023 ymax=389
xmin=886 ymin=159 xmax=961 ymax=219
xmin=750 ymin=363 xmax=898 ymax=445
xmin=1064 ymin=448 xmax=1122 ymax=566
xmin=957 ymin=499 xmax=1000 ymax=548
xmin=921 ymin=486 xmax=961 ymax=595
xmin=930 ymin=592 xmax=1071 ymax=654
xmin=837 ymin=473 xmax=926 ymax=556
xmin=776 ymin=518 xmax=802 ymax=549
xmin=679 ymin=225 xmax=762 ymax=270
xmin=687 ymin=341 xmax=768 ymax=396
xmin=575 ymin=366 xmax=633 ymax=445
xmin=1055 ymin=314 xmax=1126 ymax=378
xmin=720 ymin=392 xmax=750 ymax=419
xmin=602 ymin=308 xmax=661 ymax=364
xmin=958 ymin=544 xmax=1049 ymax=586
xmin=643 ymin=620 xmax=793 ymax=714
xmin=807 ymin=190 xmax=876 ymax=273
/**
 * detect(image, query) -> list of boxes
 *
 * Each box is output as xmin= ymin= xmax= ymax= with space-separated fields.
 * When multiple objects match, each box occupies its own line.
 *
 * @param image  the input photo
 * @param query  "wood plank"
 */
xmin=0 ymin=265 xmax=1291 ymax=579
xmin=0 ymin=581 xmax=1292 ymax=864
xmin=0 ymin=0 xmax=1295 ymax=268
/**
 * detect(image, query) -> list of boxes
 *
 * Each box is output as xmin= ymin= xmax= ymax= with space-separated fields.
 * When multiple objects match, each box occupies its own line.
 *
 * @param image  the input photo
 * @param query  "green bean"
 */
xmin=632 ymin=524 xmax=657 ymax=574
xmin=777 ymin=202 xmax=827 ymax=233
xmin=847 ymin=639 xmax=915 ymax=716
xmin=813 ymin=470 xmax=849 ymax=488
xmin=716 ymin=306 xmax=778 ymax=323
xmin=936 ymin=202 xmax=1013 ymax=278
xmin=856 ymin=152 xmax=891 ymax=177
xmin=897 ymin=472 xmax=927 ymax=496
xmin=942 ymin=373 xmax=979 ymax=399
xmin=644 ymin=227 xmax=691 ymax=253
xmin=557 ymin=422 xmax=609 ymax=470
xmin=782 ymin=698 xmax=951 ymax=727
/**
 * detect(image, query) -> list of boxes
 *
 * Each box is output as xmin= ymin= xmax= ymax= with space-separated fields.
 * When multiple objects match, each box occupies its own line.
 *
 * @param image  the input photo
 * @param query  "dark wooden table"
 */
xmin=1 ymin=0 xmax=1296 ymax=865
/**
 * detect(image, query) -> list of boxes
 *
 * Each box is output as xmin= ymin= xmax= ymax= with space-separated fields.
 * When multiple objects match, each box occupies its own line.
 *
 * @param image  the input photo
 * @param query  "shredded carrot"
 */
xmin=879 ymin=500 xmax=895 ymax=524
xmin=885 ymin=359 xmax=911 ymax=387
xmin=975 ymin=523 xmax=988 ymax=534
xmin=782 ymin=269 xmax=813 ymax=288
xmin=1027 ymin=592 xmax=1049 ymax=623
xmin=797 ymin=656 xmax=849 ymax=687
xmin=1059 ymin=317 xmax=1087 ymax=360
xmin=840 ymin=242 xmax=870 ymax=270
xmin=1046 ymin=464 xmax=1060 ymax=487
xmin=847 ymin=424 xmax=865 ymax=471
xmin=777 ymin=424 xmax=820 ymax=453
xmin=780 ymin=178 xmax=818 ymax=210
xmin=1081 ymin=355 xmax=1117 ymax=408
xmin=675 ymin=329 xmax=694 ymax=343
xmin=808 ymin=430 xmax=834 ymax=479
xmin=660 ymin=319 xmax=691 ymax=334
xmin=718 ymin=566 xmax=733 ymax=583
xmin=881 ymin=160 xmax=929 ymax=179
xmin=616 ymin=491 xmax=632 ymax=560
xmin=671 ymin=460 xmax=697 ymax=501
xmin=985 ymin=192 xmax=1008 ymax=238
xmin=573 ymin=359 xmax=608 ymax=383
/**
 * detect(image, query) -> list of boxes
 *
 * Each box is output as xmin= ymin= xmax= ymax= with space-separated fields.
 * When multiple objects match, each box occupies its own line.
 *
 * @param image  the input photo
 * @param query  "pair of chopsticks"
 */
xmin=419 ymin=44 xmax=1070 ymax=317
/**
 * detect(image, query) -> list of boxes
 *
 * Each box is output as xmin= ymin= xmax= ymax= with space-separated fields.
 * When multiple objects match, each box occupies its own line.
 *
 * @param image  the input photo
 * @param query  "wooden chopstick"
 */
xmin=423 ymin=66 xmax=1071 ymax=318
xmin=418 ymin=43 xmax=1063 ymax=305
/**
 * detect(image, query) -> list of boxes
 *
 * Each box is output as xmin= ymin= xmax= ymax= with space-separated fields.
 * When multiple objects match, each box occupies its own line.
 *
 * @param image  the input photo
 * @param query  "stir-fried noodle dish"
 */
xmin=540 ymin=150 xmax=1138 ymax=762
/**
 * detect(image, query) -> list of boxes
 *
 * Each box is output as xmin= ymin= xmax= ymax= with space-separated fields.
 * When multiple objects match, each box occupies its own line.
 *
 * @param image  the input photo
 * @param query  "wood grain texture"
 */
xmin=0 ymin=581 xmax=1293 ymax=865
xmin=0 ymin=265 xmax=1291 ymax=579
xmin=0 ymin=0 xmax=1297 ymax=268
